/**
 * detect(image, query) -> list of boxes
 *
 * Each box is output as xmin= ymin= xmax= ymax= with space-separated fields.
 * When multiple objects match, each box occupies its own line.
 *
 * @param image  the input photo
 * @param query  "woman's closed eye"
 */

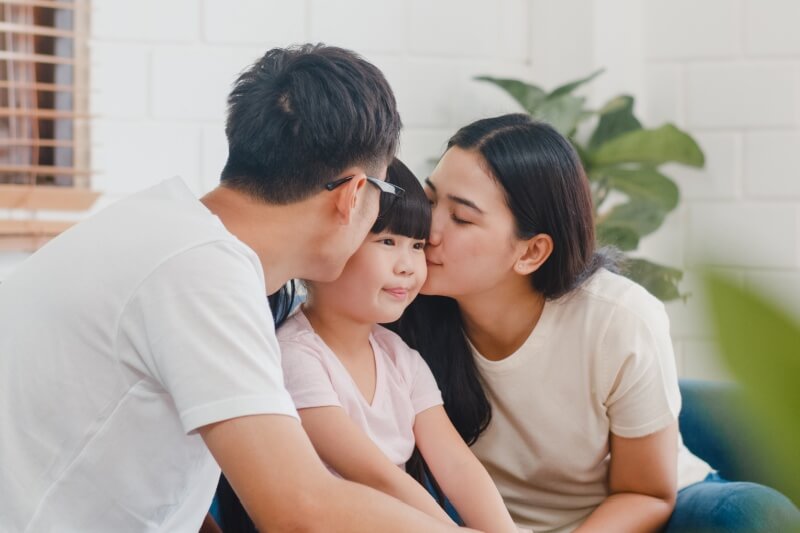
xmin=450 ymin=212 xmax=471 ymax=225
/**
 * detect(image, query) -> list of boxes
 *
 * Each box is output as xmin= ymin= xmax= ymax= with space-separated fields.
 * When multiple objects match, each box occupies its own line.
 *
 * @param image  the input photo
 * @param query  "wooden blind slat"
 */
xmin=0 ymin=51 xmax=75 ymax=65
xmin=0 ymin=139 xmax=75 ymax=148
xmin=0 ymin=80 xmax=74 ymax=92
xmin=0 ymin=184 xmax=99 ymax=210
xmin=0 ymin=0 xmax=77 ymax=10
xmin=0 ymin=22 xmax=76 ymax=39
xmin=0 ymin=165 xmax=90 ymax=176
xmin=0 ymin=108 xmax=88 ymax=119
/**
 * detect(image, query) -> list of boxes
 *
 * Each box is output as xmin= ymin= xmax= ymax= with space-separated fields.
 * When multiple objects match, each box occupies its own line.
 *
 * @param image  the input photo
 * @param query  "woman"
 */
xmin=396 ymin=113 xmax=799 ymax=532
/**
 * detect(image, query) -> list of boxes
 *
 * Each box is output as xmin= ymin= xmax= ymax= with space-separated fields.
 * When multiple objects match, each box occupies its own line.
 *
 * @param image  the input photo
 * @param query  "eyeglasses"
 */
xmin=325 ymin=174 xmax=405 ymax=209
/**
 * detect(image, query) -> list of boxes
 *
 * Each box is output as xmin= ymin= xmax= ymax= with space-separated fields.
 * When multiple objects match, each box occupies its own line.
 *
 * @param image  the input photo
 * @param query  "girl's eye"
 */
xmin=451 ymin=213 xmax=471 ymax=225
xmin=413 ymin=241 xmax=426 ymax=250
xmin=380 ymin=238 xmax=395 ymax=246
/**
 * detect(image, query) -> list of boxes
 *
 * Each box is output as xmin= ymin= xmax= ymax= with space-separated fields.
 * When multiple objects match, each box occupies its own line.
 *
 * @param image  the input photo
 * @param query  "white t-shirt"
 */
xmin=469 ymin=269 xmax=712 ymax=533
xmin=0 ymin=177 xmax=298 ymax=533
xmin=278 ymin=310 xmax=443 ymax=470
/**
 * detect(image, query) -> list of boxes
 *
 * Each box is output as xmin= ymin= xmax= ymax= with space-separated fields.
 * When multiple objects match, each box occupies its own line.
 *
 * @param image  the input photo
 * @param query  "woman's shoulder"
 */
xmin=569 ymin=268 xmax=664 ymax=316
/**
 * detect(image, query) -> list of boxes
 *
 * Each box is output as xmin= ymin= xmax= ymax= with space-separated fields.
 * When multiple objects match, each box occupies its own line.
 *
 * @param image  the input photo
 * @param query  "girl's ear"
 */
xmin=514 ymin=233 xmax=553 ymax=275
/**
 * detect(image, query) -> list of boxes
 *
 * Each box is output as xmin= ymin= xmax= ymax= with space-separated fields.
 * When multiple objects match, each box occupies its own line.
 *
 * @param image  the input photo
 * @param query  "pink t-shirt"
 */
xmin=278 ymin=310 xmax=443 ymax=469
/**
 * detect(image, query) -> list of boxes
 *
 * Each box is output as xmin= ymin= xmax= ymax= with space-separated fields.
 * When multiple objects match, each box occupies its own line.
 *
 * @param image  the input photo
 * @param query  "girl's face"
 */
xmin=422 ymin=146 xmax=523 ymax=298
xmin=315 ymin=230 xmax=428 ymax=324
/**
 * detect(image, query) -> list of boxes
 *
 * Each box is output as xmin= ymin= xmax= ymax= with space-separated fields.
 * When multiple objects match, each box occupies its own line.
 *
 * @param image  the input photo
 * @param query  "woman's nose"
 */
xmin=427 ymin=209 xmax=443 ymax=246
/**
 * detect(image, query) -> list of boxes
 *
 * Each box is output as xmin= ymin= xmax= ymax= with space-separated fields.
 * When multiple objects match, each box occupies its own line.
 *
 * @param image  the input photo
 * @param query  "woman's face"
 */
xmin=422 ymin=146 xmax=523 ymax=298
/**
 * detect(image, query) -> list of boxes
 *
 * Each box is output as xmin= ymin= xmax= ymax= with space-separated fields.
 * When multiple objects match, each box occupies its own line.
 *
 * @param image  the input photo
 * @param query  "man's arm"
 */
xmin=199 ymin=414 xmax=478 ymax=533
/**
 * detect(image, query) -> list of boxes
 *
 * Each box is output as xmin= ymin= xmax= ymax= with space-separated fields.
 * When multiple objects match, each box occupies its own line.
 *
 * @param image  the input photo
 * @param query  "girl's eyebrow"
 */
xmin=425 ymin=177 xmax=484 ymax=214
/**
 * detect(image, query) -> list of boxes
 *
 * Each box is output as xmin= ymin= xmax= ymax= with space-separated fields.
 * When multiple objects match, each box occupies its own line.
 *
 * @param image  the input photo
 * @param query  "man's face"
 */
xmin=315 ymin=166 xmax=387 ymax=282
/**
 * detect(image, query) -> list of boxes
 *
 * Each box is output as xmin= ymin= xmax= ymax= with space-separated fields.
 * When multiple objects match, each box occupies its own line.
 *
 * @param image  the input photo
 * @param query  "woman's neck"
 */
xmin=301 ymin=300 xmax=374 ymax=360
xmin=456 ymin=277 xmax=546 ymax=362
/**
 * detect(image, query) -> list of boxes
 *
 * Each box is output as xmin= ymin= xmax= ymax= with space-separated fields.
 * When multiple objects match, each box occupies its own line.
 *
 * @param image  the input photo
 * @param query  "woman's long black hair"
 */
xmin=216 ymin=158 xmax=431 ymax=532
xmin=394 ymin=114 xmax=618 ymax=502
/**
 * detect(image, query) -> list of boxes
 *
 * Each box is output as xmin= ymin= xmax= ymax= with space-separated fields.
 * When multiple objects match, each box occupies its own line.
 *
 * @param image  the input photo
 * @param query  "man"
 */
xmin=0 ymin=45 xmax=468 ymax=532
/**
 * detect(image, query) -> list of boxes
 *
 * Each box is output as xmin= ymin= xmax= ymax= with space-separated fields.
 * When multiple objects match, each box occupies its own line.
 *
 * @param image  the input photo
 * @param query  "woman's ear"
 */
xmin=514 ymin=233 xmax=554 ymax=275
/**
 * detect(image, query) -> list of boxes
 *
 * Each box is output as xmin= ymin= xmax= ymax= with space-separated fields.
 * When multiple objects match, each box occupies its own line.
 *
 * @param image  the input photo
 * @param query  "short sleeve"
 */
xmin=408 ymin=349 xmax=444 ymax=415
xmin=600 ymin=289 xmax=681 ymax=438
xmin=119 ymin=241 xmax=298 ymax=434
xmin=279 ymin=339 xmax=342 ymax=410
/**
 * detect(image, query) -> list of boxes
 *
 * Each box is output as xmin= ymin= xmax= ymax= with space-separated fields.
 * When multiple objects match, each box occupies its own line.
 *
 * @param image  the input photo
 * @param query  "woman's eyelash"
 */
xmin=451 ymin=213 xmax=470 ymax=225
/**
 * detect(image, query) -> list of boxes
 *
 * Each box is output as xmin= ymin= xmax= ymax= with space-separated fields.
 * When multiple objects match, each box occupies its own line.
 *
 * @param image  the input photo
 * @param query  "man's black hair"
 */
xmin=221 ymin=44 xmax=402 ymax=204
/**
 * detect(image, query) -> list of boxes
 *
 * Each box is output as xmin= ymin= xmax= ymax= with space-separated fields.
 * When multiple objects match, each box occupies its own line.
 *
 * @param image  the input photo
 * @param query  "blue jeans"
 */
xmin=664 ymin=472 xmax=800 ymax=532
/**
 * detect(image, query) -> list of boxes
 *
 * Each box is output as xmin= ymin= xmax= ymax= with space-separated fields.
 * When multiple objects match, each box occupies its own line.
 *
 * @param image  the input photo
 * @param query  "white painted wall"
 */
xmin=4 ymin=1 xmax=799 ymax=380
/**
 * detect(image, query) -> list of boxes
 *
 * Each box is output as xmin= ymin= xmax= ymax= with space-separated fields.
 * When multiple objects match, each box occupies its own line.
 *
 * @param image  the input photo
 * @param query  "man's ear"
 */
xmin=513 ymin=233 xmax=554 ymax=275
xmin=332 ymin=174 xmax=368 ymax=225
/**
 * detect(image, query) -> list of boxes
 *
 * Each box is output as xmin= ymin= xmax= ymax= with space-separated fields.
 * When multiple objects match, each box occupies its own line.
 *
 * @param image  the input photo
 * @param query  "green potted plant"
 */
xmin=476 ymin=70 xmax=704 ymax=301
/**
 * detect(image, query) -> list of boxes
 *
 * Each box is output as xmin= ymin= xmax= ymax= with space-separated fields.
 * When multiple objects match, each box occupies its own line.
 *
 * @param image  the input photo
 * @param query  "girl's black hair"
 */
xmin=371 ymin=157 xmax=431 ymax=240
xmin=216 ymin=158 xmax=430 ymax=532
xmin=395 ymin=114 xmax=618 ymax=503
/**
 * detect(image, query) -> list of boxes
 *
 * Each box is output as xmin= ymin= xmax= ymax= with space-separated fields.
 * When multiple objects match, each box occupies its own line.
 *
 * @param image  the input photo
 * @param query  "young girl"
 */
xmin=277 ymin=159 xmax=519 ymax=533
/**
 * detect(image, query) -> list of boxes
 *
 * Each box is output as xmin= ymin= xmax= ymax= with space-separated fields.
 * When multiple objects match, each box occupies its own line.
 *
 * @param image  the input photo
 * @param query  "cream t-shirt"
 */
xmin=469 ymin=269 xmax=712 ymax=533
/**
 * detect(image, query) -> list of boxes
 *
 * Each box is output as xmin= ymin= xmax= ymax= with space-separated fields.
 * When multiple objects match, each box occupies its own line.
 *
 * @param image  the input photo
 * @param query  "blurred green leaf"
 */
xmin=599 ymin=200 xmax=667 ymax=238
xmin=624 ymin=258 xmax=684 ymax=301
xmin=595 ymin=223 xmax=640 ymax=251
xmin=598 ymin=166 xmax=680 ymax=211
xmin=591 ymin=124 xmax=705 ymax=167
xmin=474 ymin=76 xmax=547 ymax=114
xmin=588 ymin=95 xmax=642 ymax=151
xmin=705 ymin=273 xmax=800 ymax=504
xmin=534 ymin=95 xmax=586 ymax=137
xmin=547 ymin=68 xmax=605 ymax=100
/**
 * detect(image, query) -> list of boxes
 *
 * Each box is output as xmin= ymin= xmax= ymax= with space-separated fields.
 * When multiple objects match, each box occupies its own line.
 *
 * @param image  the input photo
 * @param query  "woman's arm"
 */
xmin=415 ymin=405 xmax=518 ymax=533
xmin=297 ymin=405 xmax=455 ymax=525
xmin=576 ymin=422 xmax=678 ymax=533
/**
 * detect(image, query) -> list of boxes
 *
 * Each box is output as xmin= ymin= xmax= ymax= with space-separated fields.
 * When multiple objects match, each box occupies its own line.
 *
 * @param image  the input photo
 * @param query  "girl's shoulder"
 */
xmin=371 ymin=325 xmax=424 ymax=372
xmin=276 ymin=309 xmax=316 ymax=344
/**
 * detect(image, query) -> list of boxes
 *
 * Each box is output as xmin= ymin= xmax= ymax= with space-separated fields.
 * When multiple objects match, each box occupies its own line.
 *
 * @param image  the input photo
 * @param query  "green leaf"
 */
xmin=705 ymin=273 xmax=800 ymax=504
xmin=534 ymin=94 xmax=586 ymax=137
xmin=588 ymin=95 xmax=642 ymax=151
xmin=591 ymin=124 xmax=705 ymax=168
xmin=600 ymin=200 xmax=668 ymax=238
xmin=623 ymin=258 xmax=684 ymax=301
xmin=600 ymin=166 xmax=679 ymax=212
xmin=547 ymin=68 xmax=605 ymax=100
xmin=474 ymin=76 xmax=547 ymax=114
xmin=595 ymin=223 xmax=640 ymax=251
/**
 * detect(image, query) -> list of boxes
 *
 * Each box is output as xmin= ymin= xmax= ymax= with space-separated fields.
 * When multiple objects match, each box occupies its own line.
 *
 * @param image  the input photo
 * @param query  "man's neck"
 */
xmin=200 ymin=185 xmax=321 ymax=294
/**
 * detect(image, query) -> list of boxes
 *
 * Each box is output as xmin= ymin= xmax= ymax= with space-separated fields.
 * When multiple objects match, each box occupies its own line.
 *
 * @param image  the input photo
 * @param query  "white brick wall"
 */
xmin=642 ymin=0 xmax=800 ymax=379
xmin=4 ymin=2 xmax=798 ymax=383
